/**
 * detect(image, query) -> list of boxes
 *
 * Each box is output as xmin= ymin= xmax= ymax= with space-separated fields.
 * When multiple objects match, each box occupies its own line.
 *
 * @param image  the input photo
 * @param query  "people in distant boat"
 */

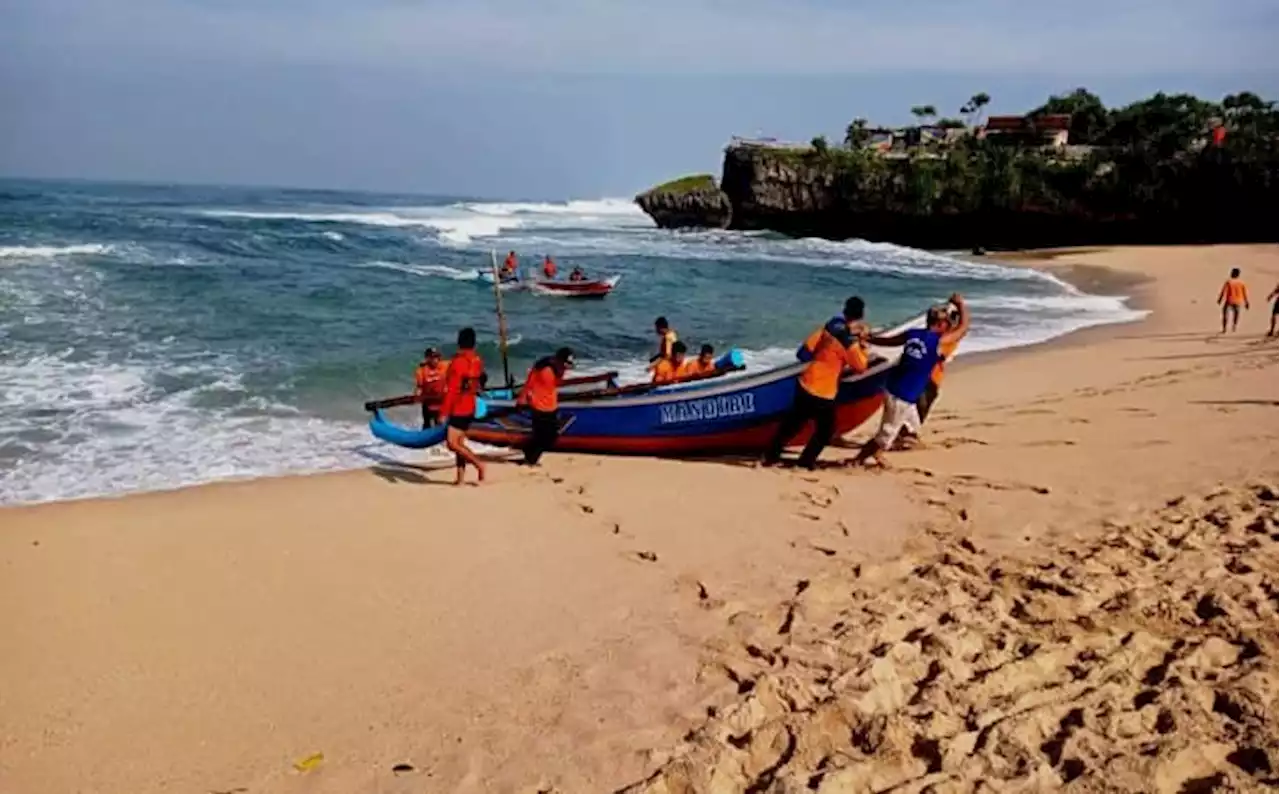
xmin=852 ymin=295 xmax=969 ymax=469
xmin=502 ymin=250 xmax=518 ymax=281
xmin=762 ymin=297 xmax=870 ymax=470
xmin=569 ymin=266 xmax=587 ymax=282
xmin=517 ymin=347 xmax=575 ymax=465
xmin=542 ymin=255 xmax=558 ymax=280
xmin=898 ymin=297 xmax=969 ymax=447
xmin=413 ymin=346 xmax=450 ymax=428
xmin=1268 ymin=284 xmax=1279 ymax=338
xmin=439 ymin=327 xmax=488 ymax=485
xmin=1217 ymin=268 xmax=1249 ymax=333
xmin=651 ymin=341 xmax=688 ymax=384
xmin=681 ymin=343 xmax=718 ymax=379
xmin=649 ymin=317 xmax=678 ymax=367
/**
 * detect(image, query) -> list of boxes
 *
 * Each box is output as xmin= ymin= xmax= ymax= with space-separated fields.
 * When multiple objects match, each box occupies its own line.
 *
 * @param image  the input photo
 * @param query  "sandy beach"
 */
xmin=2 ymin=245 xmax=1276 ymax=793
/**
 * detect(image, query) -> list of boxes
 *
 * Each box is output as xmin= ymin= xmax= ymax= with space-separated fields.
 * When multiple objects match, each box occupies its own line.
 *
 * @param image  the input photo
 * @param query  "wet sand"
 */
xmin=1 ymin=244 xmax=1276 ymax=793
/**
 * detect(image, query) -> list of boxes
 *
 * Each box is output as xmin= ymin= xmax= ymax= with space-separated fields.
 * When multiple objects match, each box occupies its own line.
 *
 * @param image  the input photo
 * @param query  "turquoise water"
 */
xmin=0 ymin=179 xmax=1142 ymax=504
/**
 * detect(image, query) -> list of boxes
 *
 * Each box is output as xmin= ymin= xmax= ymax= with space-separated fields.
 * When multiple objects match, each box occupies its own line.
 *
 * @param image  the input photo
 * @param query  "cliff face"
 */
xmin=636 ymin=142 xmax=1279 ymax=249
xmin=634 ymin=175 xmax=732 ymax=230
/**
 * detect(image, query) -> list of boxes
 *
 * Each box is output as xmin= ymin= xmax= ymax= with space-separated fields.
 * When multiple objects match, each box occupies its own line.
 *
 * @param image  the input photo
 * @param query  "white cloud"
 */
xmin=4 ymin=0 xmax=1276 ymax=75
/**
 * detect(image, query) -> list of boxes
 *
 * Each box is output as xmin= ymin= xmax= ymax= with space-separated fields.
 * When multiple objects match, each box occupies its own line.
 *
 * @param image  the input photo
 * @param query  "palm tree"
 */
xmin=961 ymin=93 xmax=991 ymax=127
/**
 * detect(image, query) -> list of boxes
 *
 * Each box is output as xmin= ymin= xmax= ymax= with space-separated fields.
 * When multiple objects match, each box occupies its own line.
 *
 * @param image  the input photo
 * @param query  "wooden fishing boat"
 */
xmin=367 ymin=317 xmax=920 ymax=456
xmin=528 ymin=275 xmax=620 ymax=298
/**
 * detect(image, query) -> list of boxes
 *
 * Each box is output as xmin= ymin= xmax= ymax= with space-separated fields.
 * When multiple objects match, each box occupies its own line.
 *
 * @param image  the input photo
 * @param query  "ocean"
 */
xmin=0 ymin=179 xmax=1144 ymax=505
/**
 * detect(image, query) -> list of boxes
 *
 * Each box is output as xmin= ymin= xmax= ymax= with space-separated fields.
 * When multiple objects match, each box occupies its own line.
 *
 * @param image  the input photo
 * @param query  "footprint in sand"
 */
xmin=1022 ymin=439 xmax=1078 ymax=448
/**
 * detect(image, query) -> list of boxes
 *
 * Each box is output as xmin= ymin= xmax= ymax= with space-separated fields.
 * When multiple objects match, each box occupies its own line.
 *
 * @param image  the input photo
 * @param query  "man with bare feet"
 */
xmin=854 ymin=295 xmax=969 ymax=468
xmin=1217 ymin=268 xmax=1249 ymax=333
xmin=898 ymin=298 xmax=969 ymax=447
xmin=439 ymin=327 xmax=487 ymax=485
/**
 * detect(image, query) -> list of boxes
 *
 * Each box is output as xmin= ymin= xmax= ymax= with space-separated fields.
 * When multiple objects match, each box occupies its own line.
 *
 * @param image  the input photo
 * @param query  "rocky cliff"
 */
xmin=636 ymin=138 xmax=1279 ymax=250
xmin=634 ymin=174 xmax=732 ymax=230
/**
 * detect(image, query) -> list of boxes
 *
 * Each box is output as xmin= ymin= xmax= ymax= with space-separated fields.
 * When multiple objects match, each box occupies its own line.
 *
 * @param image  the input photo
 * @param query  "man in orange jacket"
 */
xmin=763 ymin=296 xmax=869 ymax=469
xmin=1217 ymin=268 xmax=1250 ymax=333
xmin=439 ymin=327 xmax=488 ymax=485
xmin=517 ymin=347 xmax=574 ymax=465
xmin=413 ymin=347 xmax=450 ymax=428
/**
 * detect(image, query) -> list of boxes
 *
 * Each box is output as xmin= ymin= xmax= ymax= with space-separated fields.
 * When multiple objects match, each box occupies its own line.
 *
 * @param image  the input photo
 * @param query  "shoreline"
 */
xmin=3 ymin=244 xmax=1276 ymax=794
xmin=1 ymin=249 xmax=1154 ymax=511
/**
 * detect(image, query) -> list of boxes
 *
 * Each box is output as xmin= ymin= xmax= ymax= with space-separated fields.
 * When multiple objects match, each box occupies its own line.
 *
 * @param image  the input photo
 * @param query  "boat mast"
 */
xmin=489 ymin=249 xmax=513 ymax=389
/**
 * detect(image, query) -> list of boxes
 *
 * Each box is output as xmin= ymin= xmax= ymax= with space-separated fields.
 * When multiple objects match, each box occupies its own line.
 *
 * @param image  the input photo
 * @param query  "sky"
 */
xmin=1 ymin=0 xmax=1276 ymax=199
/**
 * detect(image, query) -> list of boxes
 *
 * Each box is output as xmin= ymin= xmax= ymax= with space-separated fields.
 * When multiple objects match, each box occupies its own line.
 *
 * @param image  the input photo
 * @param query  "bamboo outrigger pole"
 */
xmin=489 ymin=249 xmax=513 ymax=389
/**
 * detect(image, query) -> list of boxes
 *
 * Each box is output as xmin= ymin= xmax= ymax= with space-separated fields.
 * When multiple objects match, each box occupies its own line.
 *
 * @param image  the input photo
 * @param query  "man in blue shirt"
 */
xmin=852 ymin=294 xmax=969 ymax=468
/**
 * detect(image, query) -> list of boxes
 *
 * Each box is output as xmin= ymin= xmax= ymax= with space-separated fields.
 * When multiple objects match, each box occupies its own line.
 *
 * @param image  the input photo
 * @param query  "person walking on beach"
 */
xmin=439 ymin=327 xmax=488 ymax=485
xmin=762 ymin=296 xmax=870 ymax=470
xmin=1267 ymin=284 xmax=1278 ymax=338
xmin=852 ymin=296 xmax=969 ymax=469
xmin=517 ymin=347 xmax=574 ymax=465
xmin=899 ymin=298 xmax=969 ymax=446
xmin=413 ymin=346 xmax=450 ymax=428
xmin=1217 ymin=268 xmax=1249 ymax=333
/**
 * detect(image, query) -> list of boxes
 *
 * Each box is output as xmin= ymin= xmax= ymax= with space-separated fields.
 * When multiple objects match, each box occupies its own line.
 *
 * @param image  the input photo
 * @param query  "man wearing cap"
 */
xmin=517 ymin=347 xmax=575 ymax=465
xmin=413 ymin=347 xmax=450 ymax=428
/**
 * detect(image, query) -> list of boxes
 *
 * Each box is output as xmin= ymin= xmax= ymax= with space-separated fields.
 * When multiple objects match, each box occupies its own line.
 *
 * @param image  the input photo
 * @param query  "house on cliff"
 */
xmin=979 ymin=114 xmax=1071 ymax=147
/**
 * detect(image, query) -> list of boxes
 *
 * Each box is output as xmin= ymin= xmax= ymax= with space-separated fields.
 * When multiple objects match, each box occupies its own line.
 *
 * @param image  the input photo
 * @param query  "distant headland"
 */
xmin=635 ymin=89 xmax=1279 ymax=250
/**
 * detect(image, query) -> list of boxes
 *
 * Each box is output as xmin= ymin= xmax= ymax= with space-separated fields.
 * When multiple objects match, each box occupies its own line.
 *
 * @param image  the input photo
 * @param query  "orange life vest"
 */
xmin=518 ymin=359 xmax=562 ymax=413
xmin=797 ymin=318 xmax=868 ymax=400
xmin=440 ymin=349 xmax=485 ymax=418
xmin=414 ymin=359 xmax=449 ymax=401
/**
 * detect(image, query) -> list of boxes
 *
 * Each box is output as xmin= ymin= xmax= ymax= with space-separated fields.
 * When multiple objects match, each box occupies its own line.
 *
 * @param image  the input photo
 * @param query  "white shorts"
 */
xmin=874 ymin=396 xmax=921 ymax=447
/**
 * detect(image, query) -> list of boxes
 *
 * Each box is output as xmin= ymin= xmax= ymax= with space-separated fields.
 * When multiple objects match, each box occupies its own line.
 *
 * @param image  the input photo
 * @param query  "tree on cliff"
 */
xmin=844 ymin=118 xmax=871 ymax=149
xmin=1032 ymin=88 xmax=1108 ymax=144
xmin=910 ymin=105 xmax=938 ymax=125
xmin=961 ymin=93 xmax=991 ymax=127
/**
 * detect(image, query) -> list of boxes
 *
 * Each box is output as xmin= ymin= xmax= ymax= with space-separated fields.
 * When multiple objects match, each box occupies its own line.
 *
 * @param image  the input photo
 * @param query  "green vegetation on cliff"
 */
xmin=812 ymin=90 xmax=1277 ymax=223
xmin=640 ymin=88 xmax=1278 ymax=247
xmin=641 ymin=174 xmax=719 ymax=196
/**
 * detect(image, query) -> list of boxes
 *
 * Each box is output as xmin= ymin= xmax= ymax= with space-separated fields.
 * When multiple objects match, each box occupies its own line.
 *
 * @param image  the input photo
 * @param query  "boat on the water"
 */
xmin=478 ymin=271 xmax=620 ymax=298
xmin=529 ymin=275 xmax=620 ymax=298
xmin=368 ymin=316 xmax=921 ymax=456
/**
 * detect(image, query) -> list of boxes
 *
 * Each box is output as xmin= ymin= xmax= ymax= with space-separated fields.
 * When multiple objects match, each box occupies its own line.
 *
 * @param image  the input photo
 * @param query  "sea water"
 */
xmin=0 ymin=179 xmax=1144 ymax=504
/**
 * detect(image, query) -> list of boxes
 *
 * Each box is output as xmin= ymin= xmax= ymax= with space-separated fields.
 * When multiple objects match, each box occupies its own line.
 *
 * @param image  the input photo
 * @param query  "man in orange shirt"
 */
xmin=680 ymin=344 xmax=718 ymax=379
xmin=763 ymin=296 xmax=869 ymax=470
xmin=501 ymin=251 xmax=518 ymax=281
xmin=413 ymin=347 xmax=450 ymax=428
xmin=542 ymin=255 xmax=558 ymax=280
xmin=1217 ymin=268 xmax=1249 ymax=333
xmin=651 ymin=341 xmax=688 ymax=384
xmin=517 ymin=347 xmax=574 ymax=465
xmin=439 ymin=327 xmax=488 ymax=485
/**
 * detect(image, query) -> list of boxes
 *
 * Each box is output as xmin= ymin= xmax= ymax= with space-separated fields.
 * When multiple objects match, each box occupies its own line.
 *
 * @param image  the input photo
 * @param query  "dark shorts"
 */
xmin=1273 ymin=300 xmax=1278 ymax=316
xmin=447 ymin=415 xmax=473 ymax=431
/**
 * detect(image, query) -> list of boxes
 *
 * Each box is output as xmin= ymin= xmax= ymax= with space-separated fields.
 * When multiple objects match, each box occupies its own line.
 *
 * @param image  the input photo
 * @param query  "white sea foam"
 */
xmin=360 ymin=260 xmax=481 ymax=281
xmin=0 ymin=243 xmax=113 ymax=260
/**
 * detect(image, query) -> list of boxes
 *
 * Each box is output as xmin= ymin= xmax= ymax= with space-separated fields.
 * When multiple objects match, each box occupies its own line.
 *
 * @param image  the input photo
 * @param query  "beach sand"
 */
xmin=1 ymin=245 xmax=1276 ymax=793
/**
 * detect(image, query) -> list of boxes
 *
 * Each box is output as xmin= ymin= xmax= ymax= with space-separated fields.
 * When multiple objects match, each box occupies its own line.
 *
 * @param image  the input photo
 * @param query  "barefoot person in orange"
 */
xmin=1217 ymin=268 xmax=1249 ymax=333
xmin=516 ymin=347 xmax=574 ymax=465
xmin=438 ymin=327 xmax=487 ymax=486
xmin=1267 ymin=284 xmax=1278 ymax=338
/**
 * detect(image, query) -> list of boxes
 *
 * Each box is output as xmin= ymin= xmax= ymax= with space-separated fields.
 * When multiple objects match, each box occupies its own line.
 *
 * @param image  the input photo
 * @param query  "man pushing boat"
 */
xmin=517 ymin=347 xmax=575 ymax=465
